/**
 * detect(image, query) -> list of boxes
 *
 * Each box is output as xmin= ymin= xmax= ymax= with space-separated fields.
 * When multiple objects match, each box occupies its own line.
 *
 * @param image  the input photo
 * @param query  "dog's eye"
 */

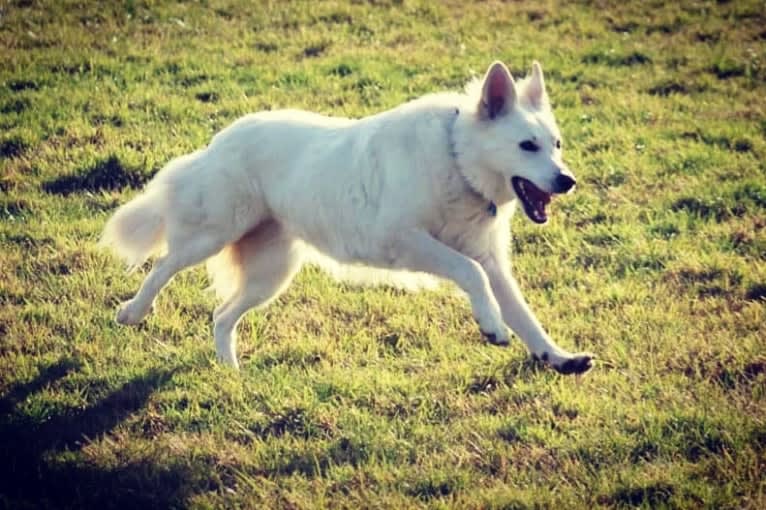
xmin=519 ymin=140 xmax=539 ymax=152
xmin=556 ymin=139 xmax=562 ymax=149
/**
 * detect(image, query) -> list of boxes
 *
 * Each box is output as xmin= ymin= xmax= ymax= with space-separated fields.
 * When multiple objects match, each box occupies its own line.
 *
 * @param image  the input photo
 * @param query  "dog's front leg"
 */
xmin=395 ymin=230 xmax=509 ymax=344
xmin=481 ymin=254 xmax=593 ymax=375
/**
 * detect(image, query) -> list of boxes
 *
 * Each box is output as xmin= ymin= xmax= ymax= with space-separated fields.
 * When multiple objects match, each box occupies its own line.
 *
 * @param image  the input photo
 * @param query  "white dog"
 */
xmin=101 ymin=61 xmax=593 ymax=374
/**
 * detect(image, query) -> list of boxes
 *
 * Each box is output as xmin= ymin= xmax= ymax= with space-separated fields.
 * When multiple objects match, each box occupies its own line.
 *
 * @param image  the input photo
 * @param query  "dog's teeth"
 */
xmin=520 ymin=182 xmax=528 ymax=197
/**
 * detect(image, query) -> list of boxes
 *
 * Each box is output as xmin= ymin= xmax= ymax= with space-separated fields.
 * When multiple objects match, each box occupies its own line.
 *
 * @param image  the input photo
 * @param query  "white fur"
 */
xmin=101 ymin=61 xmax=592 ymax=373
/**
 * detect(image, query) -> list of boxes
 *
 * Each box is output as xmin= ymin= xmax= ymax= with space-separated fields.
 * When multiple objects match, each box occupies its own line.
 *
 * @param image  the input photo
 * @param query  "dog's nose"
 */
xmin=554 ymin=173 xmax=576 ymax=193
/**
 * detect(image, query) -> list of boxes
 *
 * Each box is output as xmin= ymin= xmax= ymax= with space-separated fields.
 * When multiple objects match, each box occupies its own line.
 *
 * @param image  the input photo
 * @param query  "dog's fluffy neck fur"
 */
xmin=446 ymin=107 xmax=497 ymax=216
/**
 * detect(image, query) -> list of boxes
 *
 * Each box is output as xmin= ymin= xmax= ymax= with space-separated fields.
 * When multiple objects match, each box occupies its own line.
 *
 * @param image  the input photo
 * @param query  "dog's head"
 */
xmin=473 ymin=61 xmax=575 ymax=224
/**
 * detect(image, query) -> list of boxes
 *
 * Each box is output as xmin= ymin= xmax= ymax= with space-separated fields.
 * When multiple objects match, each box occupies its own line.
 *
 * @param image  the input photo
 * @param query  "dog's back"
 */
xmin=191 ymin=96 xmax=465 ymax=266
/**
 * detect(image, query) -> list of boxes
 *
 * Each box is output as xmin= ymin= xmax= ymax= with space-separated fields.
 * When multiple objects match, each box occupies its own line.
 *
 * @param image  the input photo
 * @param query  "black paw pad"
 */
xmin=481 ymin=330 xmax=508 ymax=346
xmin=553 ymin=354 xmax=594 ymax=375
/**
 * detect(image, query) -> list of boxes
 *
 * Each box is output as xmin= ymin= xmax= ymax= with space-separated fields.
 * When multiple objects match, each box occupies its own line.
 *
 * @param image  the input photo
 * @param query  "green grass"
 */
xmin=1 ymin=0 xmax=765 ymax=508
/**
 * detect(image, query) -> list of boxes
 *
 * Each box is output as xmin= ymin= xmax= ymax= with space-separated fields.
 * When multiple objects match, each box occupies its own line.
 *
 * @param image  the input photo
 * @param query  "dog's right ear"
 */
xmin=479 ymin=61 xmax=517 ymax=120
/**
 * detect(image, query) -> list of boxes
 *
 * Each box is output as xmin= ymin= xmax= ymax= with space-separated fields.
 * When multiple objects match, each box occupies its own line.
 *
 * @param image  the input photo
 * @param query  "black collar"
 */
xmin=446 ymin=108 xmax=497 ymax=217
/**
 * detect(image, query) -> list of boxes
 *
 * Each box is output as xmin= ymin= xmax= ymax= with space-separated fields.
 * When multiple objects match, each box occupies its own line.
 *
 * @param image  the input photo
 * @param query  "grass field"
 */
xmin=1 ymin=0 xmax=765 ymax=508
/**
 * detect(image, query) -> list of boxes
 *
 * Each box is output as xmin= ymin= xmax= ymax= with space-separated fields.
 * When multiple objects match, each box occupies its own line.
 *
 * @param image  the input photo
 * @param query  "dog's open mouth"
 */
xmin=511 ymin=177 xmax=552 ymax=224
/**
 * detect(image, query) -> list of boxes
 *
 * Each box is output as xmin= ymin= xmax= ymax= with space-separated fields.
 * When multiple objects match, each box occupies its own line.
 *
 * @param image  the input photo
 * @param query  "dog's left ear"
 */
xmin=523 ymin=61 xmax=549 ymax=110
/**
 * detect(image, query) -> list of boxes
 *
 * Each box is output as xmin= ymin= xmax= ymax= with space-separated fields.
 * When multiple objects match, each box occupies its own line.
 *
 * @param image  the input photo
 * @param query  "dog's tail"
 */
xmin=100 ymin=186 xmax=166 ymax=270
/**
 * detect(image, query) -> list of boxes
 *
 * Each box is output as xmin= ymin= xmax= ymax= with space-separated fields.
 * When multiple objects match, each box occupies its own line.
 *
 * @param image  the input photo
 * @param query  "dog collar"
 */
xmin=447 ymin=108 xmax=497 ymax=217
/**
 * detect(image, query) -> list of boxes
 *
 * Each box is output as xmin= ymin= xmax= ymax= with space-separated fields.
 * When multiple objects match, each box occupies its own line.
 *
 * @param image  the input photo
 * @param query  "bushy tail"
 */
xmin=100 ymin=188 xmax=166 ymax=269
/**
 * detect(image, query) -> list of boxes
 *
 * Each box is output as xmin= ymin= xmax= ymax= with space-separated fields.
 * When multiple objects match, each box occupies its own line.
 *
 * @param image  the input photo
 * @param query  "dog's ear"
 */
xmin=479 ymin=61 xmax=516 ymax=120
xmin=522 ymin=61 xmax=549 ymax=110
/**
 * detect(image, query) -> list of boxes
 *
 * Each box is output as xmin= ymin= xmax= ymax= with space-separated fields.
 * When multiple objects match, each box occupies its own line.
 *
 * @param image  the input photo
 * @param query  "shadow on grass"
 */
xmin=41 ymin=155 xmax=151 ymax=196
xmin=0 ymin=359 xmax=196 ymax=509
xmin=599 ymin=482 xmax=675 ymax=507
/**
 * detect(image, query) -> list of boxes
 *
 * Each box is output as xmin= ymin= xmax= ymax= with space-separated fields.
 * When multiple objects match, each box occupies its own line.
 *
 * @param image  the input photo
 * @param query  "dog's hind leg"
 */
xmin=210 ymin=221 xmax=303 ymax=369
xmin=117 ymin=232 xmax=225 ymax=325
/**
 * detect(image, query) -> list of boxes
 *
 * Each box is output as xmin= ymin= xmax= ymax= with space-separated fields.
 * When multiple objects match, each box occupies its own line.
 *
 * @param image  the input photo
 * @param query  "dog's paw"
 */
xmin=535 ymin=352 xmax=594 ymax=375
xmin=216 ymin=352 xmax=240 ymax=371
xmin=116 ymin=300 xmax=149 ymax=325
xmin=481 ymin=329 xmax=510 ymax=346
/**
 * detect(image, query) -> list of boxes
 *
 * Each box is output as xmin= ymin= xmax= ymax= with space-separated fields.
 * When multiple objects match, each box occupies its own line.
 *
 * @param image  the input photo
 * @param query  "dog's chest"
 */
xmin=431 ymin=190 xmax=502 ymax=258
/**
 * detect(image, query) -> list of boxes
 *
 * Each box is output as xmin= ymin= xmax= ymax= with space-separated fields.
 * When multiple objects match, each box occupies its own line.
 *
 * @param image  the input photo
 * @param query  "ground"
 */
xmin=0 ymin=0 xmax=765 ymax=508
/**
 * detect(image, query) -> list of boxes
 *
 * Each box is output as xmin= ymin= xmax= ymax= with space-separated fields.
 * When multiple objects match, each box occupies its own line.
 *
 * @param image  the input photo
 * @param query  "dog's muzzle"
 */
xmin=553 ymin=173 xmax=576 ymax=194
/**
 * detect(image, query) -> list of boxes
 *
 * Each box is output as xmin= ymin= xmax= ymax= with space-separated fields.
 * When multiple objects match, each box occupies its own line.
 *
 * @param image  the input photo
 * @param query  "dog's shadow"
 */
xmin=0 ymin=358 xmax=197 ymax=509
